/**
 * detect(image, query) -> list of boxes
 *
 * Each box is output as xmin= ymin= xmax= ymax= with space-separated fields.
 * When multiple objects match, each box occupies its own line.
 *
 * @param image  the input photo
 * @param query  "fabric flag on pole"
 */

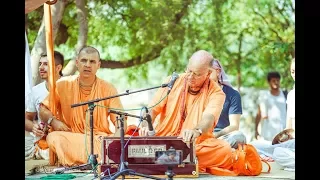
xmin=44 ymin=3 xmax=58 ymax=166
xmin=44 ymin=3 xmax=56 ymax=115
xmin=25 ymin=31 xmax=33 ymax=109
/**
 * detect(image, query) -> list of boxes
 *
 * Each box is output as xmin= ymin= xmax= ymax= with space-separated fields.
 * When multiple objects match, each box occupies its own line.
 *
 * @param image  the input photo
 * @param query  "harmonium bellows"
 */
xmin=100 ymin=136 xmax=199 ymax=178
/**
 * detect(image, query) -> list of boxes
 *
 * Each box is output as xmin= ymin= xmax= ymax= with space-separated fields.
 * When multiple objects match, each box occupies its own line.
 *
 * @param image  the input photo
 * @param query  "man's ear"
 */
xmin=207 ymin=69 xmax=213 ymax=77
xmin=75 ymin=59 xmax=79 ymax=67
xmin=56 ymin=64 xmax=62 ymax=72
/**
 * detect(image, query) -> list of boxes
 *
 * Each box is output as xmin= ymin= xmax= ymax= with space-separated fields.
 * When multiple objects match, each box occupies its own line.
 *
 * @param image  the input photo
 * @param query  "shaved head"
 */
xmin=188 ymin=50 xmax=213 ymax=69
xmin=78 ymin=46 xmax=100 ymax=60
xmin=186 ymin=50 xmax=214 ymax=93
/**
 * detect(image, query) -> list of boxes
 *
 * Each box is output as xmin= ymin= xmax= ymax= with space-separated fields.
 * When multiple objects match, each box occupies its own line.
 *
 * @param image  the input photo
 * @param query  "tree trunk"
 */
xmin=236 ymin=32 xmax=244 ymax=92
xmin=62 ymin=0 xmax=88 ymax=76
xmin=30 ymin=0 xmax=68 ymax=86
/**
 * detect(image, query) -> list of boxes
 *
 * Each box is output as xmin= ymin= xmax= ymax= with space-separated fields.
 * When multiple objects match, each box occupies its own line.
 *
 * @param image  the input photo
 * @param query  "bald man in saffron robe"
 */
xmin=39 ymin=46 xmax=125 ymax=166
xmin=139 ymin=50 xmax=234 ymax=175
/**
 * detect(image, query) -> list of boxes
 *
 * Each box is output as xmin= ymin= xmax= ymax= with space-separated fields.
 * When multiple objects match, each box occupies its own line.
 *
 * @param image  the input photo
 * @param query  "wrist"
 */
xmin=47 ymin=116 xmax=54 ymax=125
xmin=48 ymin=116 xmax=58 ymax=126
xmin=214 ymin=131 xmax=221 ymax=138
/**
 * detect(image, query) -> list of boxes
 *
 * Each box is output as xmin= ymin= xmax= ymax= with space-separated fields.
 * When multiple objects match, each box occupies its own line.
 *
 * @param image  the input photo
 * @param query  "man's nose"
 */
xmin=39 ymin=64 xmax=44 ymax=69
xmin=187 ymin=73 xmax=195 ymax=79
xmin=84 ymin=61 xmax=91 ymax=67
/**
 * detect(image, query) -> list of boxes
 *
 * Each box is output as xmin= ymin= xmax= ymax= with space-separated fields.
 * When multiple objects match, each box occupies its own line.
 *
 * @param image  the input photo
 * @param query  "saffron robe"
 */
xmin=149 ymin=73 xmax=234 ymax=175
xmin=42 ymin=75 xmax=124 ymax=166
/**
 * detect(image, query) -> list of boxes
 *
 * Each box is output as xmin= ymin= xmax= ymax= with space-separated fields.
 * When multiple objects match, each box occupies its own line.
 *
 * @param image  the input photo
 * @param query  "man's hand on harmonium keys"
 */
xmin=138 ymin=118 xmax=156 ymax=136
xmin=181 ymin=129 xmax=201 ymax=148
xmin=138 ymin=126 xmax=155 ymax=136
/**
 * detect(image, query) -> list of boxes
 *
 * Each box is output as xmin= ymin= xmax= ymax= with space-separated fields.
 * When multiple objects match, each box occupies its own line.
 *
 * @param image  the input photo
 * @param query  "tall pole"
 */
xmin=44 ymin=0 xmax=58 ymax=165
xmin=44 ymin=3 xmax=56 ymax=115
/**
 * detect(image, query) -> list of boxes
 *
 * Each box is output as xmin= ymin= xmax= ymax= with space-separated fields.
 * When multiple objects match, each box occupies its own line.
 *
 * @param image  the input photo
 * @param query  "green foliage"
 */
xmin=26 ymin=9 xmax=43 ymax=49
xmin=26 ymin=0 xmax=295 ymax=90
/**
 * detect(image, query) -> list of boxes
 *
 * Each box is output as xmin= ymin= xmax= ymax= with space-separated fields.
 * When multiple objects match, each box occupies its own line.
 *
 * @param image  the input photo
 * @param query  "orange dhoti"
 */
xmin=46 ymin=131 xmax=109 ymax=166
xmin=196 ymin=137 xmax=234 ymax=175
xmin=42 ymin=75 xmax=124 ymax=166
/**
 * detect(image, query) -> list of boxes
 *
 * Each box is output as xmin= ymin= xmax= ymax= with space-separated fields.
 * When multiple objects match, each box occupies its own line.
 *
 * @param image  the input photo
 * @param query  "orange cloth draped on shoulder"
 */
xmin=148 ymin=73 xmax=235 ymax=175
xmin=42 ymin=75 xmax=124 ymax=166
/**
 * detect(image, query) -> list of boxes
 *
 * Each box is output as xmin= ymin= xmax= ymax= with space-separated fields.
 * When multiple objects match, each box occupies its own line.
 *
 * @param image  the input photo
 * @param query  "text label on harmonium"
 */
xmin=128 ymin=145 xmax=166 ymax=158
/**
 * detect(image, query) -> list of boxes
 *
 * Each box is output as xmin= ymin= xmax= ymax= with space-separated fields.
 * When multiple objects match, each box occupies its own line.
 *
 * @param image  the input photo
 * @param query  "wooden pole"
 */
xmin=44 ymin=1 xmax=58 ymax=165
xmin=44 ymin=3 xmax=56 ymax=116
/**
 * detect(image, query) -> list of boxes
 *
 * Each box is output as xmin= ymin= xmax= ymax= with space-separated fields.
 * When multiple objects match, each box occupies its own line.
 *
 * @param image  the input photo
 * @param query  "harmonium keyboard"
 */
xmin=100 ymin=136 xmax=198 ymax=178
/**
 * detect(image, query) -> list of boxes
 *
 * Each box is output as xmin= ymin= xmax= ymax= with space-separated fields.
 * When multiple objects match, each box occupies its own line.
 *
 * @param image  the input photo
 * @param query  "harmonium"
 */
xmin=100 ymin=136 xmax=199 ymax=178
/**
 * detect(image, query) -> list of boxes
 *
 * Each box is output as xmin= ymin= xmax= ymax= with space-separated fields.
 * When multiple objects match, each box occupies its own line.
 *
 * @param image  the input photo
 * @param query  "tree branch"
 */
xmin=108 ymin=4 xmax=133 ymax=29
xmin=100 ymin=45 xmax=163 ymax=68
xmin=253 ymin=10 xmax=284 ymax=42
xmin=288 ymin=0 xmax=295 ymax=14
xmin=243 ymin=46 xmax=259 ymax=59
xmin=30 ymin=0 xmax=68 ymax=86
xmin=100 ymin=0 xmax=191 ymax=69
xmin=275 ymin=4 xmax=291 ymax=28
xmin=235 ymin=31 xmax=244 ymax=90
xmin=97 ymin=0 xmax=191 ymax=69
xmin=62 ymin=0 xmax=88 ymax=76
xmin=61 ymin=0 xmax=191 ymax=70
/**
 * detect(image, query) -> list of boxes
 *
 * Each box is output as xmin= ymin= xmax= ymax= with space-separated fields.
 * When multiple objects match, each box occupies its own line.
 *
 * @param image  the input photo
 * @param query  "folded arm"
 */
xmin=214 ymin=114 xmax=241 ymax=138
xmin=39 ymin=95 xmax=70 ymax=131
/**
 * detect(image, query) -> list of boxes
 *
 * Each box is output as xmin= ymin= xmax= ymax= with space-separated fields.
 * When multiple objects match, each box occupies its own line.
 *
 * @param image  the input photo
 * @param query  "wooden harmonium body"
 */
xmin=100 ymin=136 xmax=198 ymax=178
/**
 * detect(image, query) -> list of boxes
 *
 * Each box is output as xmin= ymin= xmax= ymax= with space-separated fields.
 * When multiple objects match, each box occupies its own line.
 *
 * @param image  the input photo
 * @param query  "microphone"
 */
xmin=167 ymin=72 xmax=179 ymax=93
xmin=144 ymin=107 xmax=155 ymax=136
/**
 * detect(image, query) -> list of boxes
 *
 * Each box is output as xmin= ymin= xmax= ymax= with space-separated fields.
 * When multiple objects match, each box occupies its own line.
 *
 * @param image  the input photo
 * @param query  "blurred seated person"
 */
xmin=209 ymin=59 xmax=246 ymax=149
xmin=250 ymin=129 xmax=295 ymax=171
xmin=25 ymin=51 xmax=64 ymax=160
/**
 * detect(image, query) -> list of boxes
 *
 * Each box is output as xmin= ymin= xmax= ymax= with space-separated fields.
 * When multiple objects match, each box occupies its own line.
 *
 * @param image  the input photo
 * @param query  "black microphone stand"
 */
xmin=63 ymin=102 xmax=99 ymax=177
xmin=69 ymin=83 xmax=170 ymax=179
xmin=102 ymin=110 xmax=165 ymax=180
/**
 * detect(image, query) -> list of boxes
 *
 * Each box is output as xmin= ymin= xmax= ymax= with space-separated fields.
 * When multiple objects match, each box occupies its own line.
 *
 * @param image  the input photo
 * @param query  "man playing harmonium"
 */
xmin=138 ymin=50 xmax=235 ymax=175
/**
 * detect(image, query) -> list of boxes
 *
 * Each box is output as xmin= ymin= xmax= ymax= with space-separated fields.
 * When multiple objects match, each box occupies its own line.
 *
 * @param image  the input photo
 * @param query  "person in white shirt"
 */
xmin=25 ymin=51 xmax=64 ymax=160
xmin=285 ymin=58 xmax=295 ymax=130
xmin=255 ymin=71 xmax=287 ymax=141
xmin=251 ymin=59 xmax=296 ymax=172
xmin=273 ymin=58 xmax=295 ymax=171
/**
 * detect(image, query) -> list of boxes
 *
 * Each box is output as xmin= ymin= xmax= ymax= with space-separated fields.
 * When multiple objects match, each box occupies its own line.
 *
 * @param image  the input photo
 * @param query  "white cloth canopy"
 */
xmin=25 ymin=31 xmax=33 ymax=109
